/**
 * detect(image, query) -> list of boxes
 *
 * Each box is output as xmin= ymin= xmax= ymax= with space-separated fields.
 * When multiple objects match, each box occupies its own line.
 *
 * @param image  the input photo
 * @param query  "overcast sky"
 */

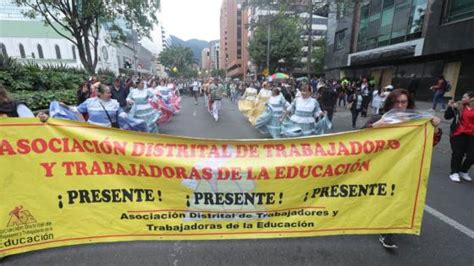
xmin=159 ymin=0 xmax=221 ymax=42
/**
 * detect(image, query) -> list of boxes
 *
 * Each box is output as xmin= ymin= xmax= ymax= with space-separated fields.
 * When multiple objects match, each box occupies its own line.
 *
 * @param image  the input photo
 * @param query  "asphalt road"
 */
xmin=2 ymin=95 xmax=473 ymax=265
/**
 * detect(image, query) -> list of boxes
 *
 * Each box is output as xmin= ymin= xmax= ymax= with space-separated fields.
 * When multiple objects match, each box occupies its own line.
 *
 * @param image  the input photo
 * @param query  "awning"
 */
xmin=350 ymin=45 xmax=416 ymax=65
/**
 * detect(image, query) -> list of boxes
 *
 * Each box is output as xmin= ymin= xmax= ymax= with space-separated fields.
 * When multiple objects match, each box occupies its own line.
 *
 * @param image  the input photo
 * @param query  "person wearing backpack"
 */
xmin=430 ymin=75 xmax=448 ymax=112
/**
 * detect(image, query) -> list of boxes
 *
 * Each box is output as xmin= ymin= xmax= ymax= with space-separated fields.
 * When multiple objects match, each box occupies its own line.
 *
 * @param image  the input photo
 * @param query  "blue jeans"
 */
xmin=432 ymin=90 xmax=446 ymax=110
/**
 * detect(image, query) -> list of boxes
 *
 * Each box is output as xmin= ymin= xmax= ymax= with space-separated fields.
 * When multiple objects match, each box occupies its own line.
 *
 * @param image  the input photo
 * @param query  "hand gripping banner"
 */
xmin=0 ymin=118 xmax=434 ymax=256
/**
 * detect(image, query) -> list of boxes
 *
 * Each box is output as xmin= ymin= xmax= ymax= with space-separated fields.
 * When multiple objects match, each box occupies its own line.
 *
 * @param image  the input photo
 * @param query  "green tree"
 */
xmin=15 ymin=0 xmax=160 ymax=74
xmin=248 ymin=16 xmax=302 ymax=74
xmin=159 ymin=45 xmax=196 ymax=78
xmin=210 ymin=69 xmax=225 ymax=79
xmin=311 ymin=38 xmax=326 ymax=75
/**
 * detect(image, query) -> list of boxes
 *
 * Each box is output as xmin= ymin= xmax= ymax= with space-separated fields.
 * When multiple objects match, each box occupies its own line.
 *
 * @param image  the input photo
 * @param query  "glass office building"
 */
xmin=357 ymin=0 xmax=428 ymax=51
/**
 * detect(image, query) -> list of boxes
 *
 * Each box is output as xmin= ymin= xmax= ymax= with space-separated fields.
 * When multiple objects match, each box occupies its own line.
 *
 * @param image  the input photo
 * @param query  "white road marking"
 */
xmin=425 ymin=205 xmax=474 ymax=239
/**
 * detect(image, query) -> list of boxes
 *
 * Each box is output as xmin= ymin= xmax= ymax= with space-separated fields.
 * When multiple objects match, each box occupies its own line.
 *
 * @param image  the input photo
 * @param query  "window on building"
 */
xmin=391 ymin=1 xmax=411 ymax=44
xmin=37 ymin=44 xmax=44 ymax=59
xmin=334 ymin=29 xmax=346 ymax=51
xmin=379 ymin=5 xmax=394 ymax=46
xmin=55 ymin=45 xmax=61 ymax=59
xmin=19 ymin=44 xmax=25 ymax=58
xmin=407 ymin=0 xmax=427 ymax=40
xmin=358 ymin=0 xmax=426 ymax=51
xmin=72 ymin=46 xmax=76 ymax=60
xmin=358 ymin=4 xmax=370 ymax=50
xmin=443 ymin=0 xmax=474 ymax=23
xmin=0 ymin=43 xmax=7 ymax=57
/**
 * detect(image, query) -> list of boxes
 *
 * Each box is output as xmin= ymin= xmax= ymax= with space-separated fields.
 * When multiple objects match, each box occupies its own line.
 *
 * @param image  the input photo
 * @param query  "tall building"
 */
xmin=220 ymin=0 xmax=249 ymax=78
xmin=209 ymin=40 xmax=220 ymax=70
xmin=325 ymin=0 xmax=474 ymax=100
xmin=201 ymin=48 xmax=211 ymax=70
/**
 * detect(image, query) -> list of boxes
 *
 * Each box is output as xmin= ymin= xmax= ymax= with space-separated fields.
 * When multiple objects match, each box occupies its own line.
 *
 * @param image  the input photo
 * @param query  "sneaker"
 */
xmin=428 ymin=108 xmax=435 ymax=112
xmin=440 ymin=109 xmax=446 ymax=112
xmin=459 ymin=172 xmax=472 ymax=182
xmin=449 ymin=173 xmax=461 ymax=182
xmin=379 ymin=235 xmax=398 ymax=249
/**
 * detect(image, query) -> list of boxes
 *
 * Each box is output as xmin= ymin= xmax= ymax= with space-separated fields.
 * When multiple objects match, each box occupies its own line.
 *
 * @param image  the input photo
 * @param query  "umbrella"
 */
xmin=296 ymin=77 xmax=308 ymax=82
xmin=271 ymin=73 xmax=289 ymax=80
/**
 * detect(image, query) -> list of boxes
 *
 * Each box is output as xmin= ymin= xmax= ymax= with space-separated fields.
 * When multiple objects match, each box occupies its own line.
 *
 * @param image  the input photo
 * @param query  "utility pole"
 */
xmin=131 ymin=22 xmax=138 ymax=76
xmin=266 ymin=8 xmax=271 ymax=76
xmin=307 ymin=0 xmax=314 ymax=79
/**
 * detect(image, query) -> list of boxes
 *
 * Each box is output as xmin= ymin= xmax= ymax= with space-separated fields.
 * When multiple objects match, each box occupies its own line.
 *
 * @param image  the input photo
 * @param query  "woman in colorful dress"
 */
xmin=67 ymin=85 xmax=127 ymax=128
xmin=149 ymin=79 xmax=174 ymax=125
xmin=238 ymin=83 xmax=258 ymax=118
xmin=248 ymin=82 xmax=273 ymax=125
xmin=280 ymin=83 xmax=326 ymax=137
xmin=126 ymin=80 xmax=161 ymax=133
xmin=255 ymin=87 xmax=290 ymax=138
xmin=169 ymin=79 xmax=182 ymax=113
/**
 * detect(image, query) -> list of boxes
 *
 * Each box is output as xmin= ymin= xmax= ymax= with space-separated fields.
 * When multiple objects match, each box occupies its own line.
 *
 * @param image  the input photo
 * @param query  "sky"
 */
xmin=159 ymin=0 xmax=221 ymax=42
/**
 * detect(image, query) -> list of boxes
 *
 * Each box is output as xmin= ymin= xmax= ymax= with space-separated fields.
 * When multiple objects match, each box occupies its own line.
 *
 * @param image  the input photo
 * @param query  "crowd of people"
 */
xmin=0 ymin=75 xmax=182 ymax=133
xmin=0 ymin=72 xmax=472 ymax=250
xmin=214 ymin=76 xmax=396 ymax=137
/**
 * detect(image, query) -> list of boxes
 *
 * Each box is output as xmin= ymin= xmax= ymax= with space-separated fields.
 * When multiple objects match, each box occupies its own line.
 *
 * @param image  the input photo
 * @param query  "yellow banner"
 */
xmin=0 ymin=118 xmax=433 ymax=256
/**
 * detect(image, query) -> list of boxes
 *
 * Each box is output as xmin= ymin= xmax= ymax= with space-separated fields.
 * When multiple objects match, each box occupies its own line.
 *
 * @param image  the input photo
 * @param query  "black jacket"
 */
xmin=0 ymin=101 xmax=20 ymax=117
xmin=444 ymin=102 xmax=464 ymax=135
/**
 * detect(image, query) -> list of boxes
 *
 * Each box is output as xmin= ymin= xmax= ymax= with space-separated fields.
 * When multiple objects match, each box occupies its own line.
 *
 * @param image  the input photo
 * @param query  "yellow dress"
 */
xmin=248 ymin=88 xmax=272 ymax=125
xmin=238 ymin=87 xmax=258 ymax=118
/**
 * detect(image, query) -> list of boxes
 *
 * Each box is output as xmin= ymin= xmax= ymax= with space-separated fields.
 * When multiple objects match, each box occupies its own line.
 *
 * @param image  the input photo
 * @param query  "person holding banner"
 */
xmin=64 ymin=85 xmax=127 ymax=128
xmin=444 ymin=91 xmax=474 ymax=183
xmin=0 ymin=84 xmax=48 ymax=122
xmin=364 ymin=88 xmax=442 ymax=249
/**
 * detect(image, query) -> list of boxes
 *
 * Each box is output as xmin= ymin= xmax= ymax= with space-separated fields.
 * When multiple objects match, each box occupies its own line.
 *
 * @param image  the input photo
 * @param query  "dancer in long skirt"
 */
xmin=150 ymin=79 xmax=174 ymax=125
xmin=238 ymin=83 xmax=258 ymax=118
xmin=281 ymin=83 xmax=328 ymax=137
xmin=126 ymin=80 xmax=161 ymax=133
xmin=170 ymin=80 xmax=182 ymax=113
xmin=255 ymin=87 xmax=290 ymax=138
xmin=248 ymin=82 xmax=273 ymax=125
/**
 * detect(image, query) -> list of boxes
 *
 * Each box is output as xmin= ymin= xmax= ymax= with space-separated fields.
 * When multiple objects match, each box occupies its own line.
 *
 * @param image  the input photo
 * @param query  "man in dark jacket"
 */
xmin=318 ymin=85 xmax=338 ymax=121
xmin=111 ymin=78 xmax=129 ymax=108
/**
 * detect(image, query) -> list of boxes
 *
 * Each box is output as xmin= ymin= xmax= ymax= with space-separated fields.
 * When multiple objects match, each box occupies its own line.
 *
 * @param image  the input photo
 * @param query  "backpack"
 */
xmin=444 ymin=80 xmax=452 ymax=92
